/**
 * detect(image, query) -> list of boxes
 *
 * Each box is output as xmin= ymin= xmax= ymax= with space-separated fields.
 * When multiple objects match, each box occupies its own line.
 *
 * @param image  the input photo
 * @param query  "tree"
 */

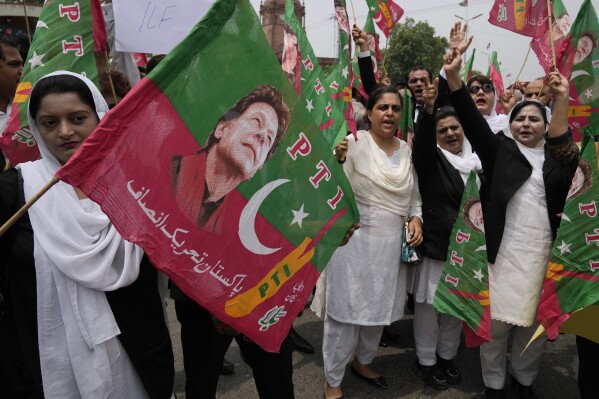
xmin=384 ymin=18 xmax=449 ymax=84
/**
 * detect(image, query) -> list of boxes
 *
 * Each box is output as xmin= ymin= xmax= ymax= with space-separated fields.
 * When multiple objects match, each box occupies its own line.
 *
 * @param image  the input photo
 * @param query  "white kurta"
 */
xmin=411 ymin=256 xmax=445 ymax=304
xmin=325 ymin=131 xmax=421 ymax=326
xmin=489 ymin=145 xmax=552 ymax=327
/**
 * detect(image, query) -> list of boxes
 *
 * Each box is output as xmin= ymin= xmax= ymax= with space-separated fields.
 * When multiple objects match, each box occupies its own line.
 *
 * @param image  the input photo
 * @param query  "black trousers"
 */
xmin=175 ymin=298 xmax=294 ymax=399
xmin=577 ymin=335 xmax=599 ymax=399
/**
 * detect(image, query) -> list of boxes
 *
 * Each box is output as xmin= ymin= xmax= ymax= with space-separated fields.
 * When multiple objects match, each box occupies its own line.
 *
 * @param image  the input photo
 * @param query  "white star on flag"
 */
xmin=36 ymin=21 xmax=49 ymax=29
xmin=370 ymin=5 xmax=376 ymax=12
xmin=341 ymin=66 xmax=349 ymax=79
xmin=290 ymin=204 xmax=309 ymax=228
xmin=473 ymin=269 xmax=484 ymax=282
xmin=305 ymin=99 xmax=314 ymax=112
xmin=557 ymin=240 xmax=572 ymax=255
xmin=29 ymin=52 xmax=45 ymax=70
xmin=584 ymin=89 xmax=593 ymax=99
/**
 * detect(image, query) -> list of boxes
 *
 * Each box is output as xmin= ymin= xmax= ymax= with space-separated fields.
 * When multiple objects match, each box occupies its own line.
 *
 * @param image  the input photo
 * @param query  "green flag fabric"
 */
xmin=398 ymin=88 xmax=413 ymax=141
xmin=1 ymin=0 xmax=103 ymax=165
xmin=433 ymin=171 xmax=490 ymax=347
xmin=459 ymin=48 xmax=476 ymax=82
xmin=537 ymin=136 xmax=599 ymax=339
xmin=283 ymin=0 xmax=351 ymax=147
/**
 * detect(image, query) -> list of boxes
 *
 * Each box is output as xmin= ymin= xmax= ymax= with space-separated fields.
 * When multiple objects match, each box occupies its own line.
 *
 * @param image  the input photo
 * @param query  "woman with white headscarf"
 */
xmin=411 ymin=75 xmax=482 ymax=390
xmin=0 ymin=71 xmax=174 ymax=398
xmin=443 ymin=46 xmax=579 ymax=399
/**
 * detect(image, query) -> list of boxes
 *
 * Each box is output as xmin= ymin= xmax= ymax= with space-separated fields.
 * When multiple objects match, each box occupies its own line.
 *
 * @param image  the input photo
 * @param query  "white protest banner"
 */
xmin=113 ymin=0 xmax=213 ymax=54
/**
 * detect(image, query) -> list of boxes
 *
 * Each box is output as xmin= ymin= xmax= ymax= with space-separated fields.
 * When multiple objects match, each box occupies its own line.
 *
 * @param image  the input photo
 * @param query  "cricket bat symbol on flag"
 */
xmin=56 ymin=0 xmax=359 ymax=352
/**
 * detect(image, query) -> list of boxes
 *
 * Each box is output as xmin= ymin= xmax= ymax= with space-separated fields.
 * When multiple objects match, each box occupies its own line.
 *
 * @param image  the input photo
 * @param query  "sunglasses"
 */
xmin=468 ymin=84 xmax=494 ymax=94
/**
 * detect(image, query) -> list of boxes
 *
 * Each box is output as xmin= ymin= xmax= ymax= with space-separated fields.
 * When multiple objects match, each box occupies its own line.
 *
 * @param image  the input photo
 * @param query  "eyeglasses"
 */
xmin=468 ymin=84 xmax=494 ymax=94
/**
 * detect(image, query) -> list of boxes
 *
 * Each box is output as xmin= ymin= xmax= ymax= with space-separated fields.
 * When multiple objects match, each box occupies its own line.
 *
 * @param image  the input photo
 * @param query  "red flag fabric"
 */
xmin=365 ymin=0 xmax=405 ymax=37
xmin=133 ymin=53 xmax=148 ymax=68
xmin=56 ymin=0 xmax=358 ymax=353
xmin=91 ymin=0 xmax=107 ymax=52
xmin=488 ymin=0 xmax=549 ymax=37
xmin=530 ymin=0 xmax=573 ymax=76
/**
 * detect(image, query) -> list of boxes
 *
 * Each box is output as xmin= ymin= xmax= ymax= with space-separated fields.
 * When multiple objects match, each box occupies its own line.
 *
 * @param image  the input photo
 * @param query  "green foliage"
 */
xmin=384 ymin=18 xmax=449 ymax=84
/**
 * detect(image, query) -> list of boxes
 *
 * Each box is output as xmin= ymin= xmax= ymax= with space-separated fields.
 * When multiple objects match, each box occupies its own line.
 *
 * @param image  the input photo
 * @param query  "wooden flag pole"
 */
xmin=546 ymin=0 xmax=557 ymax=68
xmin=22 ymin=0 xmax=31 ymax=45
xmin=513 ymin=43 xmax=532 ymax=87
xmin=0 ymin=177 xmax=59 ymax=237
xmin=103 ymin=50 xmax=119 ymax=107
xmin=348 ymin=0 xmax=357 ymax=25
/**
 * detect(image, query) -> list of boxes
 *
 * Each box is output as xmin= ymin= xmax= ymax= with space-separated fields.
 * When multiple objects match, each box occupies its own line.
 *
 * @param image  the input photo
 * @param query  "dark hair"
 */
xmin=580 ymin=31 xmax=599 ymax=56
xmin=366 ymin=86 xmax=402 ymax=111
xmin=405 ymin=67 xmax=431 ymax=83
xmin=146 ymin=54 xmax=166 ymax=74
xmin=509 ymin=100 xmax=548 ymax=125
xmin=98 ymin=70 xmax=131 ymax=100
xmin=205 ymin=84 xmax=290 ymax=162
xmin=435 ymin=106 xmax=460 ymax=125
xmin=0 ymin=35 xmax=20 ymax=62
xmin=30 ymin=74 xmax=97 ymax=120
xmin=467 ymin=75 xmax=494 ymax=92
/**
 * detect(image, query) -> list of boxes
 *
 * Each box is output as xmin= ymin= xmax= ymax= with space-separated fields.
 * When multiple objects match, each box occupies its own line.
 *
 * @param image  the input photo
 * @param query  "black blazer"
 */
xmin=413 ymin=111 xmax=481 ymax=261
xmin=447 ymin=83 xmax=579 ymax=263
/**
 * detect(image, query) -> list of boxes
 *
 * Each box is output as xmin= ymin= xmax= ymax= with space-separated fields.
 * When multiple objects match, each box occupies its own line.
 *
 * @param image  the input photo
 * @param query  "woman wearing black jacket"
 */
xmin=444 ymin=47 xmax=578 ymax=399
xmin=411 ymin=78 xmax=483 ymax=391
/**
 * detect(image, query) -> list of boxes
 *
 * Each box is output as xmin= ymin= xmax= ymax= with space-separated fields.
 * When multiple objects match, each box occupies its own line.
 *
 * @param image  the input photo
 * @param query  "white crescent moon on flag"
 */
xmin=238 ymin=178 xmax=290 ymax=255
xmin=373 ymin=14 xmax=382 ymax=24
xmin=571 ymin=70 xmax=591 ymax=80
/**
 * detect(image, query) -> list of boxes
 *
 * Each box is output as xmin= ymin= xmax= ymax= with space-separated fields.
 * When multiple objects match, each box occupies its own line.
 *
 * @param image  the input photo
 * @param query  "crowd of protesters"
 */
xmin=0 ymin=1 xmax=598 ymax=398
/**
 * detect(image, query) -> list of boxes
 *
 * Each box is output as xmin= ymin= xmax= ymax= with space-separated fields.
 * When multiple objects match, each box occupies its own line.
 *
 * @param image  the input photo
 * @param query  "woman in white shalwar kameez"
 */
xmin=322 ymin=87 xmax=423 ymax=399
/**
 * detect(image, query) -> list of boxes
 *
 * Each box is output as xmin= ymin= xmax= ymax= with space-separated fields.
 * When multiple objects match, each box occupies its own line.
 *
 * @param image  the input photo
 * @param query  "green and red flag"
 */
xmin=398 ymin=88 xmax=412 ymax=142
xmin=488 ymin=0 xmax=549 ymax=37
xmin=326 ymin=0 xmax=356 ymax=137
xmin=531 ymin=0 xmax=572 ymax=76
xmin=365 ymin=0 xmax=404 ymax=37
xmin=433 ymin=171 xmax=490 ymax=347
xmin=283 ymin=0 xmax=351 ymax=147
xmin=537 ymin=135 xmax=599 ymax=340
xmin=56 ymin=0 xmax=359 ymax=352
xmin=562 ymin=0 xmax=599 ymax=142
xmin=364 ymin=10 xmax=382 ymax=62
xmin=487 ymin=51 xmax=504 ymax=97
xmin=459 ymin=48 xmax=476 ymax=82
xmin=0 ymin=0 xmax=105 ymax=165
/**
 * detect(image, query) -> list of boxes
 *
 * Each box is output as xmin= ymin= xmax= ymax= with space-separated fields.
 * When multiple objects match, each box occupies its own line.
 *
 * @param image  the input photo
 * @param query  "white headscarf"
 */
xmin=438 ymin=138 xmax=483 ymax=185
xmin=483 ymin=96 xmax=509 ymax=134
xmin=17 ymin=71 xmax=143 ymax=398
xmin=502 ymin=100 xmax=553 ymax=190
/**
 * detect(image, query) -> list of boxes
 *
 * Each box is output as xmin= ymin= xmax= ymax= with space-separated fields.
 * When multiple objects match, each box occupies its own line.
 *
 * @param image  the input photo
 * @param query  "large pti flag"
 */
xmin=283 ymin=0 xmax=349 ymax=147
xmin=365 ymin=0 xmax=405 ymax=37
xmin=433 ymin=172 xmax=490 ymax=347
xmin=530 ymin=0 xmax=572 ymax=76
xmin=537 ymin=136 xmax=599 ymax=340
xmin=56 ymin=0 xmax=359 ymax=352
xmin=0 ymin=0 xmax=105 ymax=166
xmin=563 ymin=0 xmax=599 ymax=142
xmin=488 ymin=0 xmax=549 ymax=38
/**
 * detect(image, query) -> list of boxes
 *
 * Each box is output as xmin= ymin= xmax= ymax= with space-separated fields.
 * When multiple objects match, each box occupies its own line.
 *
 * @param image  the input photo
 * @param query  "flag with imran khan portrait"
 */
xmin=365 ymin=0 xmax=404 ymax=37
xmin=530 ymin=0 xmax=572 ymax=76
xmin=562 ymin=0 xmax=599 ymax=142
xmin=537 ymin=134 xmax=599 ymax=340
xmin=433 ymin=171 xmax=490 ymax=347
xmin=0 ymin=0 xmax=105 ymax=166
xmin=56 ymin=0 xmax=359 ymax=353
xmin=282 ymin=0 xmax=349 ymax=147
xmin=488 ymin=0 xmax=549 ymax=38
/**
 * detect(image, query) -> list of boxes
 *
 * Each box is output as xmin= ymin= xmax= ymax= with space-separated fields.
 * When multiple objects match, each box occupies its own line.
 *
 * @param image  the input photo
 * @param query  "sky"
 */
xmin=249 ymin=0 xmax=589 ymax=84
